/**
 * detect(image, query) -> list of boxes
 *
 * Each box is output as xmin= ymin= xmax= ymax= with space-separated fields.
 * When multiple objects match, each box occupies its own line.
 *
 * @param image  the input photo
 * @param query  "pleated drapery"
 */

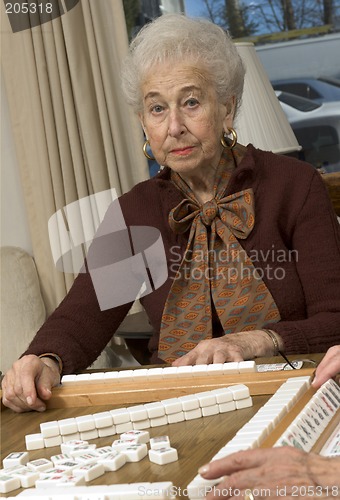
xmin=1 ymin=0 xmax=149 ymax=315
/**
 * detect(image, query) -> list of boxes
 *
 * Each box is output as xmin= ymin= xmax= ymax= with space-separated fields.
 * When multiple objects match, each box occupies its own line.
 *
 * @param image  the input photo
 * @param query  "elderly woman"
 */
xmin=2 ymin=14 xmax=340 ymax=412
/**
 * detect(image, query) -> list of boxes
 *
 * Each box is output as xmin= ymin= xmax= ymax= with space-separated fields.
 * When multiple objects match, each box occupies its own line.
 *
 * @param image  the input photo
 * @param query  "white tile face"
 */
xmin=34 ymin=474 xmax=66 ymax=488
xmin=120 ymin=430 xmax=150 ymax=444
xmin=228 ymin=384 xmax=250 ymax=400
xmin=162 ymin=366 xmax=179 ymax=378
xmin=135 ymin=481 xmax=174 ymax=500
xmin=117 ymin=369 xmax=135 ymax=381
xmin=56 ymin=460 xmax=79 ymax=473
xmin=74 ymin=374 xmax=91 ymax=383
xmin=25 ymin=433 xmax=45 ymax=450
xmin=60 ymin=440 xmax=90 ymax=454
xmin=206 ymin=363 xmax=224 ymax=375
xmin=212 ymin=388 xmax=233 ymax=404
xmin=110 ymin=408 xmax=130 ymax=425
xmin=39 ymin=467 xmax=69 ymax=478
xmin=115 ymin=422 xmax=134 ymax=434
xmin=202 ymin=405 xmax=219 ymax=417
xmin=150 ymin=415 xmax=168 ymax=428
xmin=285 ymin=376 xmax=311 ymax=386
xmin=58 ymin=418 xmax=78 ymax=436
xmin=128 ymin=405 xmax=148 ymax=422
xmin=144 ymin=402 xmax=166 ymax=418
xmin=196 ymin=391 xmax=217 ymax=407
xmin=73 ymin=452 xmax=98 ymax=465
xmin=112 ymin=439 xmax=138 ymax=451
xmin=10 ymin=468 xmax=39 ymax=488
xmin=148 ymin=447 xmax=178 ymax=465
xmin=222 ymin=362 xmax=239 ymax=374
xmin=218 ymin=401 xmax=236 ymax=413
xmin=191 ymin=365 xmax=208 ymax=376
xmin=98 ymin=451 xmax=127 ymax=471
xmin=55 ymin=474 xmax=86 ymax=487
xmin=235 ymin=397 xmax=253 ymax=410
xmin=75 ymin=415 xmax=96 ymax=432
xmin=186 ymin=475 xmax=222 ymax=498
xmin=44 ymin=435 xmax=63 ymax=448
xmin=103 ymin=371 xmax=119 ymax=382
xmin=133 ymin=419 xmax=151 ymax=430
xmin=0 ymin=464 xmax=26 ymax=475
xmin=161 ymin=398 xmax=182 ymax=415
xmin=98 ymin=425 xmax=117 ymax=437
xmin=40 ymin=421 xmax=60 ymax=438
xmin=61 ymin=432 xmax=80 ymax=443
xmin=150 ymin=436 xmax=171 ymax=450
xmin=176 ymin=365 xmax=193 ymax=376
xmin=72 ymin=463 xmax=105 ymax=482
xmin=167 ymin=412 xmax=185 ymax=424
xmin=60 ymin=374 xmax=76 ymax=385
xmin=50 ymin=453 xmax=73 ymax=465
xmin=2 ymin=451 xmax=29 ymax=469
xmin=0 ymin=474 xmax=21 ymax=494
xmin=184 ymin=408 xmax=202 ymax=420
xmin=36 ymin=473 xmax=85 ymax=488
xmin=88 ymin=372 xmax=105 ymax=383
xmin=68 ymin=444 xmax=97 ymax=457
xmin=93 ymin=411 xmax=113 ymax=429
xmin=121 ymin=443 xmax=148 ymax=462
xmin=80 ymin=429 xmax=99 ymax=441
xmin=147 ymin=367 xmax=164 ymax=380
xmin=238 ymin=360 xmax=257 ymax=373
xmin=178 ymin=395 xmax=200 ymax=411
xmin=26 ymin=459 xmax=53 ymax=472
xmin=132 ymin=368 xmax=149 ymax=380
xmin=94 ymin=446 xmax=113 ymax=457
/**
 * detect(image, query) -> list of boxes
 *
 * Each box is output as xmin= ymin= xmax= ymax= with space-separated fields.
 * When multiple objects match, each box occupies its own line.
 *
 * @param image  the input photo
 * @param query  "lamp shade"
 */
xmin=235 ymin=42 xmax=301 ymax=154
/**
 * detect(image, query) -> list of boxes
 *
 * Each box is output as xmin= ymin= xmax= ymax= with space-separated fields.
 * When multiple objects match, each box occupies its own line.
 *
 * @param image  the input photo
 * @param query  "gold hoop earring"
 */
xmin=221 ymin=127 xmax=237 ymax=149
xmin=143 ymin=140 xmax=155 ymax=161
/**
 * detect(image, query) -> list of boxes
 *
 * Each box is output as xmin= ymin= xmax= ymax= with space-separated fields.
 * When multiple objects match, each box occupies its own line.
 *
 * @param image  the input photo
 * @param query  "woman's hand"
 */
xmin=1 ymin=355 xmax=61 ymax=412
xmin=199 ymin=447 xmax=340 ymax=499
xmin=312 ymin=345 xmax=340 ymax=388
xmin=172 ymin=330 xmax=278 ymax=366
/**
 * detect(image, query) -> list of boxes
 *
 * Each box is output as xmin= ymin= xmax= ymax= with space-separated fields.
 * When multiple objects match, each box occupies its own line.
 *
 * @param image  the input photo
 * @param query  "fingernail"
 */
xmin=198 ymin=465 xmax=209 ymax=475
xmin=37 ymin=406 xmax=46 ymax=412
xmin=26 ymin=396 xmax=33 ymax=406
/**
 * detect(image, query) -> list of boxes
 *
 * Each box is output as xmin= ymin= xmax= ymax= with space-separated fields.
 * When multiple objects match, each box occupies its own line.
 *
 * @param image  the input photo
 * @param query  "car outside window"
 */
xmin=273 ymin=82 xmax=322 ymax=100
xmin=293 ymin=125 xmax=340 ymax=170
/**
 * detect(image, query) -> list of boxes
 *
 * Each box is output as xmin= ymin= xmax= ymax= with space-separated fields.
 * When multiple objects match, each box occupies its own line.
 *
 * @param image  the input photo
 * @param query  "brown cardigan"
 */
xmin=24 ymin=145 xmax=340 ymax=372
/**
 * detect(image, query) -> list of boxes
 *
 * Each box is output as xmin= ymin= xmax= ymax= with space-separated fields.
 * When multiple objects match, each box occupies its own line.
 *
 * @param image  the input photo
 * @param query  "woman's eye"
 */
xmin=151 ymin=105 xmax=164 ymax=114
xmin=186 ymin=98 xmax=199 ymax=107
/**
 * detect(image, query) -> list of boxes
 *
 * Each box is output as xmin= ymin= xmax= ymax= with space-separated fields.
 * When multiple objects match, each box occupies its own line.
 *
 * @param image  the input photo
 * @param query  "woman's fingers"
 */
xmin=1 ymin=355 xmax=59 ymax=412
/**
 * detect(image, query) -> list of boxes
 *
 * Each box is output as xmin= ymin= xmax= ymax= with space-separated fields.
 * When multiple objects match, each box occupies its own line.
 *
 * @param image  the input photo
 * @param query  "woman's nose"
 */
xmin=167 ymin=109 xmax=186 ymax=137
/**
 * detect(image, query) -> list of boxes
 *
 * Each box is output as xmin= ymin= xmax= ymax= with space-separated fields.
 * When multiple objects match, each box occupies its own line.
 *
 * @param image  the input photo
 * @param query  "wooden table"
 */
xmin=0 ymin=355 xmax=322 ymax=498
xmin=1 ymin=396 xmax=269 ymax=497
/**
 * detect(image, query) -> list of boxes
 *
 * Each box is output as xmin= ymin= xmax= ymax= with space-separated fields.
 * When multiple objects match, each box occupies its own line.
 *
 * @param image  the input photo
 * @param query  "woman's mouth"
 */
xmin=170 ymin=146 xmax=194 ymax=156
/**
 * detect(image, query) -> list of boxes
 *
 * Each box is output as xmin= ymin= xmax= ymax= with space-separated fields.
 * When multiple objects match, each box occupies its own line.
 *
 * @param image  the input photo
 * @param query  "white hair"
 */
xmin=121 ymin=14 xmax=245 ymax=116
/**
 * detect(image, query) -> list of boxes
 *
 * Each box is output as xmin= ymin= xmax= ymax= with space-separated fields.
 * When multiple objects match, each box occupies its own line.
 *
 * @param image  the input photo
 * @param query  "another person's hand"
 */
xmin=199 ymin=447 xmax=340 ymax=499
xmin=172 ymin=330 xmax=280 ymax=366
xmin=1 ymin=355 xmax=61 ymax=412
xmin=312 ymin=345 xmax=340 ymax=388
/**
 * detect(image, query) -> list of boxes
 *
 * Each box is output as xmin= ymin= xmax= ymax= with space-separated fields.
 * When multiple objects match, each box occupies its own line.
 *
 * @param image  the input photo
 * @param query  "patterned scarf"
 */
xmin=158 ymin=149 xmax=280 ymax=363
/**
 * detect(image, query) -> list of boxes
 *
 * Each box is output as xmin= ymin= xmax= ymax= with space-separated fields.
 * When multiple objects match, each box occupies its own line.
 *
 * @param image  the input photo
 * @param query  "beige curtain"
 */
xmin=1 ymin=0 xmax=149 ymax=315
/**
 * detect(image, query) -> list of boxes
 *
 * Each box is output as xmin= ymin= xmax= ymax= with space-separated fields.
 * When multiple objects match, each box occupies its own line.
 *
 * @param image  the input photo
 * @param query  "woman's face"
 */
xmin=139 ymin=61 xmax=234 ymax=178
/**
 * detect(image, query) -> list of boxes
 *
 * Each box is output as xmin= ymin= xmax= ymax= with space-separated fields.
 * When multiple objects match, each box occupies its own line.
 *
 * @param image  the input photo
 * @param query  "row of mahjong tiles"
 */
xmin=24 ymin=385 xmax=252 ymax=450
xmin=60 ymin=361 xmax=257 ymax=385
xmin=2 ymin=377 xmax=339 ymax=498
